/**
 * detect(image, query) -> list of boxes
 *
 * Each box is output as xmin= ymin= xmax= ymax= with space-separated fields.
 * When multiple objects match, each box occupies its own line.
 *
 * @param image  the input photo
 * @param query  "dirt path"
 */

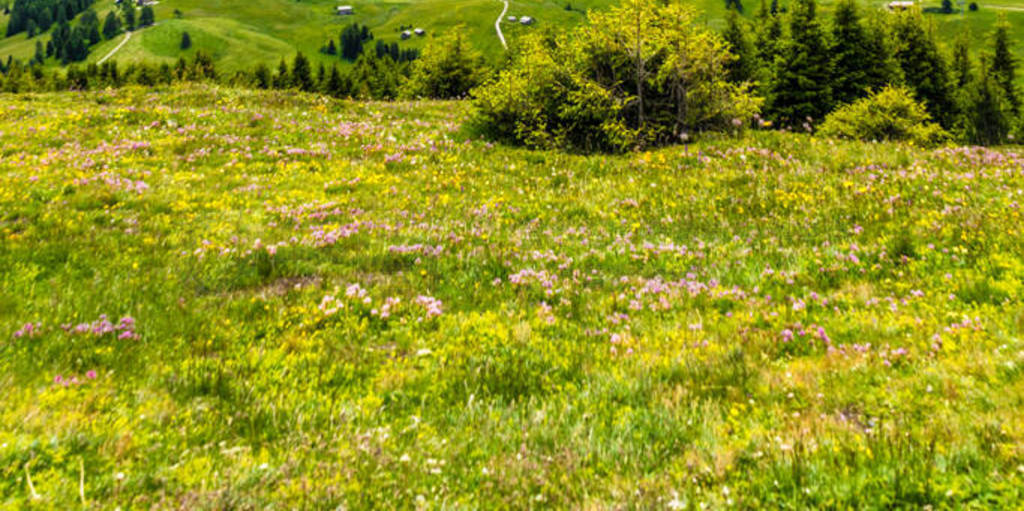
xmin=495 ymin=0 xmax=509 ymax=50
xmin=97 ymin=31 xmax=132 ymax=65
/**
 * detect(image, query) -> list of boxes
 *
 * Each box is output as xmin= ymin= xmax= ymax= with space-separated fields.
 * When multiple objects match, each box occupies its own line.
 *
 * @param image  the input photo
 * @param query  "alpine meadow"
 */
xmin=2 ymin=0 xmax=1024 ymax=508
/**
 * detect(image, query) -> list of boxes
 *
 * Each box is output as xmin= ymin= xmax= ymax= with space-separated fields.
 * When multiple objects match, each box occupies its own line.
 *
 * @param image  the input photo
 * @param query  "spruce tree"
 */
xmin=253 ymin=63 xmax=271 ymax=89
xmin=103 ymin=12 xmax=121 ymax=40
xmin=326 ymin=64 xmax=345 ymax=97
xmin=273 ymin=58 xmax=290 ymax=89
xmin=952 ymin=29 xmax=972 ymax=88
xmin=291 ymin=52 xmax=314 ymax=91
xmin=38 ymin=8 xmax=52 ymax=31
xmin=861 ymin=13 xmax=902 ymax=90
xmin=122 ymin=4 xmax=135 ymax=31
xmin=34 ymin=41 xmax=44 ymax=65
xmin=140 ymin=6 xmax=155 ymax=28
xmin=767 ymin=0 xmax=833 ymax=129
xmin=990 ymin=14 xmax=1018 ymax=112
xmin=181 ymin=31 xmax=192 ymax=50
xmin=140 ymin=5 xmax=155 ymax=27
xmin=891 ymin=10 xmax=956 ymax=128
xmin=964 ymin=64 xmax=1013 ymax=145
xmin=830 ymin=0 xmax=872 ymax=106
xmin=722 ymin=10 xmax=755 ymax=85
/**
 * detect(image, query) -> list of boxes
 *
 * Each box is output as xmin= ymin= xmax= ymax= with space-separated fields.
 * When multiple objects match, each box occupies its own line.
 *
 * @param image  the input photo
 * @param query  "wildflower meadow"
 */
xmin=1 ymin=85 xmax=1023 ymax=507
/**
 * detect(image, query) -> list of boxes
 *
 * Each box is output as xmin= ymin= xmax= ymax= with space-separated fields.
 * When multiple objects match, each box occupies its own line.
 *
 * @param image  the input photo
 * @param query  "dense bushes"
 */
xmin=403 ymin=28 xmax=485 ymax=99
xmin=470 ymin=0 xmax=761 ymax=152
xmin=819 ymin=86 xmax=949 ymax=146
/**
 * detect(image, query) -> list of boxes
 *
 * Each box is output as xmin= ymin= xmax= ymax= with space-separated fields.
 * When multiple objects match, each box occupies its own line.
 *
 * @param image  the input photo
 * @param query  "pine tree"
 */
xmin=122 ymin=4 xmax=135 ymax=31
xmin=291 ymin=52 xmax=314 ymax=91
xmin=964 ymin=64 xmax=1013 ymax=144
xmin=990 ymin=14 xmax=1018 ymax=112
xmin=326 ymin=64 xmax=345 ymax=97
xmin=316 ymin=63 xmax=326 ymax=90
xmin=253 ymin=63 xmax=271 ymax=89
xmin=722 ymin=10 xmax=755 ymax=85
xmin=861 ymin=13 xmax=902 ymax=90
xmin=273 ymin=58 xmax=290 ymax=89
xmin=140 ymin=6 xmax=155 ymax=27
xmin=38 ymin=8 xmax=52 ymax=31
xmin=891 ymin=10 xmax=956 ymax=128
xmin=767 ymin=0 xmax=833 ymax=129
xmin=181 ymin=31 xmax=192 ymax=50
xmin=103 ymin=12 xmax=121 ymax=40
xmin=26 ymin=18 xmax=36 ymax=38
xmin=81 ymin=9 xmax=101 ymax=45
xmin=830 ymin=0 xmax=873 ymax=106
xmin=952 ymin=29 xmax=972 ymax=88
xmin=34 ymin=40 xmax=44 ymax=65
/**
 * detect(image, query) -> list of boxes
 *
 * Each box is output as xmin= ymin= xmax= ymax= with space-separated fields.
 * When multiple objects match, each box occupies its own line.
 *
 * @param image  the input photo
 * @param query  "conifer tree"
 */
xmin=121 ymin=3 xmax=135 ymax=31
xmin=326 ymin=64 xmax=346 ymax=97
xmin=253 ymin=63 xmax=271 ymax=89
xmin=767 ymin=0 xmax=833 ymax=129
xmin=891 ymin=10 xmax=956 ymax=127
xmin=861 ymin=13 xmax=902 ymax=90
xmin=103 ymin=11 xmax=121 ymax=40
xmin=830 ymin=0 xmax=873 ymax=105
xmin=273 ymin=58 xmax=290 ymax=89
xmin=990 ymin=14 xmax=1018 ymax=112
xmin=964 ymin=64 xmax=1013 ymax=144
xmin=723 ymin=9 xmax=755 ymax=85
xmin=140 ymin=6 xmax=155 ymax=28
xmin=181 ymin=31 xmax=192 ymax=50
xmin=952 ymin=29 xmax=972 ymax=88
xmin=291 ymin=52 xmax=314 ymax=91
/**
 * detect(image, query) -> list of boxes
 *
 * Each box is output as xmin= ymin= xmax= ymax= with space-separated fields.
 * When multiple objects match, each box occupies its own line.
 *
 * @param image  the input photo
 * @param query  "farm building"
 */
xmin=414 ymin=28 xmax=426 ymax=36
xmin=508 ymin=15 xmax=518 ymax=22
xmin=401 ymin=30 xmax=412 ymax=40
xmin=520 ymin=16 xmax=534 ymax=25
xmin=886 ymin=1 xmax=915 ymax=10
xmin=336 ymin=5 xmax=354 ymax=15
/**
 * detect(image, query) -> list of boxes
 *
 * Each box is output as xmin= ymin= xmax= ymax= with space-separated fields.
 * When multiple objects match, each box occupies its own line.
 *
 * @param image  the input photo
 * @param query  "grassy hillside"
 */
xmin=2 ymin=0 xmax=1024 ymax=76
xmin=1 ymin=85 xmax=1023 ymax=507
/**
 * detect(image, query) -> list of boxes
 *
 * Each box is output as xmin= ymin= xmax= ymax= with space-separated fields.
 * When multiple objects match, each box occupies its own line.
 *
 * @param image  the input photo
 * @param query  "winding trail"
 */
xmin=495 ymin=0 xmax=509 ymax=49
xmin=97 ymin=31 xmax=132 ymax=65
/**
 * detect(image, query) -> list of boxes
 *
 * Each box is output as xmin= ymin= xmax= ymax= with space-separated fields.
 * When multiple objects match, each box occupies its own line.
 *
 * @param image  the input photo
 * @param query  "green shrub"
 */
xmin=819 ymin=86 xmax=950 ymax=146
xmin=469 ymin=0 xmax=761 ymax=152
xmin=402 ymin=27 xmax=487 ymax=99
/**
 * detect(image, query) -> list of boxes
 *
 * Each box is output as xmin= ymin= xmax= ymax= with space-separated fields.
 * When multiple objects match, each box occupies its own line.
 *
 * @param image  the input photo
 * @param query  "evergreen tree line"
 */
xmin=319 ymin=23 xmax=419 ymax=63
xmin=9 ymin=1 xmax=154 ymax=65
xmin=0 ymin=27 xmax=482 ymax=100
xmin=723 ymin=0 xmax=1020 ymax=144
xmin=5 ymin=0 xmax=93 ymax=37
xmin=0 ymin=50 xmax=417 ymax=99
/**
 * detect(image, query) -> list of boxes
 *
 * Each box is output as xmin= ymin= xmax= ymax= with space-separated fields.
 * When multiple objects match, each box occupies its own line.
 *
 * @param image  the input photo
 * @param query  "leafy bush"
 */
xmin=469 ymin=0 xmax=761 ymax=152
xmin=819 ymin=86 xmax=950 ymax=146
xmin=402 ymin=27 xmax=487 ymax=99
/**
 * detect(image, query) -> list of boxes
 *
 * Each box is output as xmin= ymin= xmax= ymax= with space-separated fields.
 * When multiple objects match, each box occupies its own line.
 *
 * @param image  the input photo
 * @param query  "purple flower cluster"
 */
xmin=62 ymin=315 xmax=138 ymax=340
xmin=53 ymin=370 xmax=98 ymax=387
xmin=13 ymin=322 xmax=41 ymax=339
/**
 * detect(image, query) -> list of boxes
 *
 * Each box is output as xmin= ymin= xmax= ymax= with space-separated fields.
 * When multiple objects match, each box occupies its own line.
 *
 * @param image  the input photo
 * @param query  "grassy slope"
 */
xmin=2 ymin=0 xmax=1024 ymax=76
xmin=1 ymin=85 xmax=1023 ymax=507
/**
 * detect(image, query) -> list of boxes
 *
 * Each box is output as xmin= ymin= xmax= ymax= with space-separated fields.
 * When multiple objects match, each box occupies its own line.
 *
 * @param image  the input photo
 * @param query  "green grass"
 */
xmin=1 ymin=85 xmax=1023 ymax=507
